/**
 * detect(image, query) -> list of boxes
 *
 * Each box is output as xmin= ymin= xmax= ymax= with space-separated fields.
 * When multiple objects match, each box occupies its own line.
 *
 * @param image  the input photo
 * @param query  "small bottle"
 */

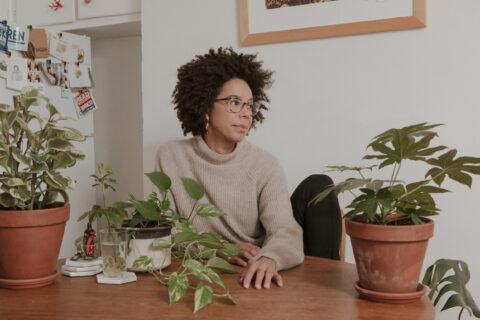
xmin=83 ymin=222 xmax=96 ymax=260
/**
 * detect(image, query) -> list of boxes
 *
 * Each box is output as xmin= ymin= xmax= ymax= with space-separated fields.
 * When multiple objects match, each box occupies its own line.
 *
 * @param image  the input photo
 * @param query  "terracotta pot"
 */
xmin=346 ymin=218 xmax=434 ymax=294
xmin=0 ymin=203 xmax=70 ymax=289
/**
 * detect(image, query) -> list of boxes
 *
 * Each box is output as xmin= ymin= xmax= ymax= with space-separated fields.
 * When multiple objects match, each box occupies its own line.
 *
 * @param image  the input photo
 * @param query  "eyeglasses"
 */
xmin=214 ymin=96 xmax=261 ymax=116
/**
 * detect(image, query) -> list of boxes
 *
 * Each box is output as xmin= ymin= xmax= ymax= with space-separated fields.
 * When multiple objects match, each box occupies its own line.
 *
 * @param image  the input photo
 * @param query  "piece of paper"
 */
xmin=0 ymin=51 xmax=8 ymax=78
xmin=27 ymin=59 xmax=44 ymax=91
xmin=39 ymin=60 xmax=63 ymax=86
xmin=0 ymin=21 xmax=8 ymax=52
xmin=73 ymin=88 xmax=97 ymax=118
xmin=5 ymin=25 xmax=30 ymax=52
xmin=24 ymin=29 xmax=49 ymax=58
xmin=6 ymin=57 xmax=28 ymax=91
xmin=49 ymin=34 xmax=74 ymax=62
xmin=69 ymin=63 xmax=91 ymax=88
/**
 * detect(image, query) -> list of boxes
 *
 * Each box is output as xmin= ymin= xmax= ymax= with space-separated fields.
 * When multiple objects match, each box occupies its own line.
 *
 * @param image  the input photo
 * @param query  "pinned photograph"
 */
xmin=39 ymin=60 xmax=63 ymax=86
xmin=7 ymin=57 xmax=28 ymax=91
xmin=27 ymin=59 xmax=44 ymax=91
xmin=73 ymin=88 xmax=97 ymax=118
xmin=0 ymin=51 xmax=8 ymax=79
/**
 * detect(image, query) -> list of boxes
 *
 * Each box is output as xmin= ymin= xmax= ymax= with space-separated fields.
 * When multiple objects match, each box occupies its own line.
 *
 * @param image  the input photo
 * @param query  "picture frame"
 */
xmin=238 ymin=0 xmax=426 ymax=46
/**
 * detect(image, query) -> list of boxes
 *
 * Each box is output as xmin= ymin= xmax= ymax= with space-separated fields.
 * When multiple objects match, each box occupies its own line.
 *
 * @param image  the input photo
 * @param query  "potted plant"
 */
xmin=77 ymin=163 xmax=128 ymax=277
xmin=0 ymin=87 xmax=86 ymax=289
xmin=133 ymin=173 xmax=242 ymax=312
xmin=311 ymin=123 xmax=480 ymax=302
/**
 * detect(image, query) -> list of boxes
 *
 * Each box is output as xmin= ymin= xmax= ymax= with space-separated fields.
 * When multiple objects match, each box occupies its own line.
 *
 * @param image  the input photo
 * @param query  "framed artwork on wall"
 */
xmin=238 ymin=0 xmax=426 ymax=46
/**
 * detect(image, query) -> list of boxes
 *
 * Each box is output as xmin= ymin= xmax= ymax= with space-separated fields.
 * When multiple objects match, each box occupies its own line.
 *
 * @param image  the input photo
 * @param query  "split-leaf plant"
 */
xmin=310 ymin=123 xmax=480 ymax=225
xmin=0 ymin=87 xmax=86 ymax=210
xmin=132 ymin=172 xmax=241 ymax=313
xmin=423 ymin=259 xmax=480 ymax=320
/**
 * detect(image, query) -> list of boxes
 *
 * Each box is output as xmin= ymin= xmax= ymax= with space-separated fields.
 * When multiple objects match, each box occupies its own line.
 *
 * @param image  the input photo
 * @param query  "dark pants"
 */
xmin=290 ymin=175 xmax=342 ymax=260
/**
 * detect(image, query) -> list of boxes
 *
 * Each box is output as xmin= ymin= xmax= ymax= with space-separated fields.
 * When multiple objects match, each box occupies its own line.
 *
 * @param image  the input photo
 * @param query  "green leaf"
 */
xmin=217 ymin=243 xmax=242 ymax=259
xmin=185 ymin=259 xmax=212 ymax=283
xmin=145 ymin=172 xmax=171 ymax=192
xmin=9 ymin=186 xmax=30 ymax=201
xmin=206 ymin=257 xmax=238 ymax=274
xmin=130 ymin=200 xmax=160 ymax=221
xmin=194 ymin=282 xmax=213 ymax=313
xmin=0 ymin=193 xmax=16 ymax=208
xmin=49 ymin=126 xmax=86 ymax=142
xmin=203 ymin=267 xmax=225 ymax=289
xmin=198 ymin=233 xmax=225 ymax=249
xmin=46 ymin=171 xmax=75 ymax=189
xmin=196 ymin=203 xmax=226 ymax=218
xmin=175 ymin=221 xmax=197 ymax=233
xmin=0 ymin=177 xmax=25 ymax=187
xmin=168 ymin=272 xmax=189 ymax=305
xmin=129 ymin=211 xmax=144 ymax=227
xmin=152 ymin=238 xmax=171 ymax=248
xmin=47 ymin=138 xmax=74 ymax=151
xmin=109 ymin=211 xmax=124 ymax=228
xmin=132 ymin=256 xmax=152 ymax=269
xmin=173 ymin=231 xmax=201 ymax=244
xmin=226 ymin=293 xmax=237 ymax=305
xmin=181 ymin=177 xmax=204 ymax=201
xmin=11 ymin=147 xmax=30 ymax=165
xmin=0 ymin=104 xmax=15 ymax=113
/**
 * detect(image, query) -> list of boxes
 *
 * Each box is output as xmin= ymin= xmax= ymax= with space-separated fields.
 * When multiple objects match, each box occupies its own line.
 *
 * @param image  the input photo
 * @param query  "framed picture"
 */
xmin=238 ymin=0 xmax=426 ymax=46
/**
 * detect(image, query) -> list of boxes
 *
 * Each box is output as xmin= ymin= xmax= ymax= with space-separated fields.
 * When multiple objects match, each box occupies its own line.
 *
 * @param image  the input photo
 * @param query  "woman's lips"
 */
xmin=233 ymin=125 xmax=248 ymax=133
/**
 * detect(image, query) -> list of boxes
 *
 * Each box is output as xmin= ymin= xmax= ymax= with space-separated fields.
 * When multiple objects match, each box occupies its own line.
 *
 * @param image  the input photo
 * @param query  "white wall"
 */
xmin=91 ymin=35 xmax=143 ymax=218
xmin=142 ymin=1 xmax=480 ymax=318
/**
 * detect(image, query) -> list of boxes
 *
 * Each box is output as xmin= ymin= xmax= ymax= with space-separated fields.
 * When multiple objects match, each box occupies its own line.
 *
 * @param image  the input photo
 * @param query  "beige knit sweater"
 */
xmin=153 ymin=136 xmax=304 ymax=271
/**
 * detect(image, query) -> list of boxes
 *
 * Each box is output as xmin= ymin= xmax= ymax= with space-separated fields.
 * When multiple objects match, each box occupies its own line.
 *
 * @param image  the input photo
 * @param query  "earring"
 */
xmin=205 ymin=121 xmax=209 ymax=132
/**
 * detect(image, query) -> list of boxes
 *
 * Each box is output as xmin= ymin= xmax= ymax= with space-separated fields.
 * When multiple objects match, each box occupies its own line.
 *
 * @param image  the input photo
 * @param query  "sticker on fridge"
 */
xmin=73 ymin=89 xmax=97 ymax=118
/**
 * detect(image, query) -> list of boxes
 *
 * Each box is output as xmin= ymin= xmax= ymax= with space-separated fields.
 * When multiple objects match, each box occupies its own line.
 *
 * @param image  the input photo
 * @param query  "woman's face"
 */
xmin=207 ymin=78 xmax=253 ymax=144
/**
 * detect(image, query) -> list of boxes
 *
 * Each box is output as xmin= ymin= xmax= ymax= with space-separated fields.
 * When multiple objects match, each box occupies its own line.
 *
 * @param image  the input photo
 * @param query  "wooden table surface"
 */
xmin=0 ymin=256 xmax=434 ymax=320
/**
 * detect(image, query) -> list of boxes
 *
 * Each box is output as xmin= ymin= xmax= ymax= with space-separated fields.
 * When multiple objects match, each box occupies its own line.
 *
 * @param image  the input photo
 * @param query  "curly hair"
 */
xmin=172 ymin=47 xmax=273 ymax=136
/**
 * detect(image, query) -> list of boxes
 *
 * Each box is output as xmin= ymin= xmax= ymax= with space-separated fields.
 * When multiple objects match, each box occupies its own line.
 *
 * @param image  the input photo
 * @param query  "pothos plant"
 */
xmin=0 ymin=87 xmax=85 ymax=210
xmin=132 ymin=172 xmax=241 ymax=313
xmin=310 ymin=123 xmax=480 ymax=225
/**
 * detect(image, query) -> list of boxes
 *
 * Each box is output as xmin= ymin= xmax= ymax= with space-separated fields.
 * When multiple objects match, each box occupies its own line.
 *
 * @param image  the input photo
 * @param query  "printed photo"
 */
xmin=39 ymin=61 xmax=63 ymax=86
xmin=0 ymin=52 xmax=8 ymax=78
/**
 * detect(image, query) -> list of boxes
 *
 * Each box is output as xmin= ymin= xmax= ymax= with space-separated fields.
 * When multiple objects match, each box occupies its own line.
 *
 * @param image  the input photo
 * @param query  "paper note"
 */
xmin=69 ymin=63 xmax=91 ymax=88
xmin=73 ymin=88 xmax=97 ymax=118
xmin=50 ymin=35 xmax=74 ymax=62
xmin=7 ymin=57 xmax=28 ymax=91
xmin=25 ymin=29 xmax=49 ymax=58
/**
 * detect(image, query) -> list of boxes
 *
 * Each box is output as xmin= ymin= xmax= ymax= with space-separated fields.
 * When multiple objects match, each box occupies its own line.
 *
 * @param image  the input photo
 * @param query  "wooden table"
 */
xmin=0 ymin=256 xmax=433 ymax=320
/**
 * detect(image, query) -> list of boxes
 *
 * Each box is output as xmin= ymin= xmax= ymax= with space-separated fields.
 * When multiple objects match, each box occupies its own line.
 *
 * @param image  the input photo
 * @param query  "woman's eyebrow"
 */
xmin=225 ymin=95 xmax=254 ymax=102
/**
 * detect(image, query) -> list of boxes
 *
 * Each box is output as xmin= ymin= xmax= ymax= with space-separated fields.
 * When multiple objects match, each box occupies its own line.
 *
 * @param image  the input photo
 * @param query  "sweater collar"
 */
xmin=194 ymin=135 xmax=246 ymax=164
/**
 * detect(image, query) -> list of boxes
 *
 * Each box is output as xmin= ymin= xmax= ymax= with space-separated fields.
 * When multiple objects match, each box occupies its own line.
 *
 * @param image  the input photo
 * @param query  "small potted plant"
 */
xmin=77 ymin=163 xmax=128 ymax=277
xmin=311 ymin=123 xmax=480 ymax=302
xmin=133 ymin=173 xmax=242 ymax=312
xmin=0 ymin=87 xmax=86 ymax=288
xmin=117 ymin=172 xmax=177 ymax=272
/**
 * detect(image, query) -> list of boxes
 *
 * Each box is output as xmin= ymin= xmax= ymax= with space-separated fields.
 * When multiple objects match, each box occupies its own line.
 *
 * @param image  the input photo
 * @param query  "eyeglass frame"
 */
xmin=214 ymin=96 xmax=261 ymax=116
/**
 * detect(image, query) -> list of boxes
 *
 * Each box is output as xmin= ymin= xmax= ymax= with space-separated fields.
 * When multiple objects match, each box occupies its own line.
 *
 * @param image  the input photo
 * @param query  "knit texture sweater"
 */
xmin=153 ymin=136 xmax=304 ymax=271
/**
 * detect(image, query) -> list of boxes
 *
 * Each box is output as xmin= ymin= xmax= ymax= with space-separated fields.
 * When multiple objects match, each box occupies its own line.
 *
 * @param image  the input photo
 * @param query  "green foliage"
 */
xmin=311 ymin=123 xmax=480 ymax=225
xmin=130 ymin=172 xmax=240 ymax=313
xmin=0 ymin=87 xmax=85 ymax=210
xmin=77 ymin=163 xmax=128 ymax=233
xmin=423 ymin=259 xmax=480 ymax=320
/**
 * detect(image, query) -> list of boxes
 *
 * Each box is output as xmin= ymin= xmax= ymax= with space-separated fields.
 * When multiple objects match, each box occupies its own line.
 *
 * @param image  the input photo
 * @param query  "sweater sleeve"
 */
xmin=250 ymin=160 xmax=304 ymax=271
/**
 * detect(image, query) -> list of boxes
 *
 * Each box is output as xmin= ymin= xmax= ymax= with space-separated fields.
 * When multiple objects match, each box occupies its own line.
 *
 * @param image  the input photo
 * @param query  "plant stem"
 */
xmin=389 ymin=163 xmax=398 ymax=187
xmin=187 ymin=200 xmax=198 ymax=223
xmin=458 ymin=307 xmax=464 ymax=320
xmin=392 ymin=161 xmax=402 ymax=185
xmin=397 ymin=168 xmax=447 ymax=202
xmin=29 ymin=173 xmax=37 ymax=210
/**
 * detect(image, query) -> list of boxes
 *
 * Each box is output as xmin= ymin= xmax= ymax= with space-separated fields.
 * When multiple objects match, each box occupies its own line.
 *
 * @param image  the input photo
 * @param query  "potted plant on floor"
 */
xmin=311 ymin=123 xmax=480 ymax=303
xmin=0 ymin=87 xmax=86 ymax=289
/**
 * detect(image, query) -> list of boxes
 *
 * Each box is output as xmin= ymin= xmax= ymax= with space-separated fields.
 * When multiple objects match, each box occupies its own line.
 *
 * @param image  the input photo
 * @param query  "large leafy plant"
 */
xmin=423 ymin=259 xmax=480 ymax=320
xmin=311 ymin=123 xmax=480 ymax=225
xmin=133 ymin=172 xmax=241 ymax=313
xmin=0 ymin=87 xmax=85 ymax=210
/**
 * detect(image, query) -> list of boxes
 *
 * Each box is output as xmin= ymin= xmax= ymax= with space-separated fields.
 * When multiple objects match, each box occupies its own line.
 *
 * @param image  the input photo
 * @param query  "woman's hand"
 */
xmin=229 ymin=243 xmax=261 ymax=267
xmin=239 ymin=257 xmax=283 ymax=289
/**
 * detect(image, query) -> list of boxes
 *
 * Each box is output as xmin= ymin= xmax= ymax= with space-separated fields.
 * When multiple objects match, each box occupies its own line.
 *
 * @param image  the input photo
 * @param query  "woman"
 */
xmin=154 ymin=48 xmax=341 ymax=290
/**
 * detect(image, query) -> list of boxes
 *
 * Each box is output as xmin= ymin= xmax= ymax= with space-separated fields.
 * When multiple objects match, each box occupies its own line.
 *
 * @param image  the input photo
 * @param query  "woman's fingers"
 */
xmin=272 ymin=272 xmax=284 ymax=288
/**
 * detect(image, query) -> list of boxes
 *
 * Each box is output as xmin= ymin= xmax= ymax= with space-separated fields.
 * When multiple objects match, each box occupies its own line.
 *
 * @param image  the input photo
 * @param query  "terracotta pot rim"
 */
xmin=345 ymin=217 xmax=434 ymax=228
xmin=345 ymin=217 xmax=434 ymax=242
xmin=0 ymin=203 xmax=70 ymax=228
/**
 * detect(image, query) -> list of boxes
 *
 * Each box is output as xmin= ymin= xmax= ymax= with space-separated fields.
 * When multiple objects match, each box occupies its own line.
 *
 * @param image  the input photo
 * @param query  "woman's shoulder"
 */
xmin=244 ymin=140 xmax=282 ymax=170
xmin=155 ymin=137 xmax=195 ymax=158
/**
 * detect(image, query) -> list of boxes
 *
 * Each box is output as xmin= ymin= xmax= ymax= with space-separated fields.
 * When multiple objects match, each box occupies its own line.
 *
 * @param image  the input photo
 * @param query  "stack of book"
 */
xmin=61 ymin=257 xmax=103 ymax=277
